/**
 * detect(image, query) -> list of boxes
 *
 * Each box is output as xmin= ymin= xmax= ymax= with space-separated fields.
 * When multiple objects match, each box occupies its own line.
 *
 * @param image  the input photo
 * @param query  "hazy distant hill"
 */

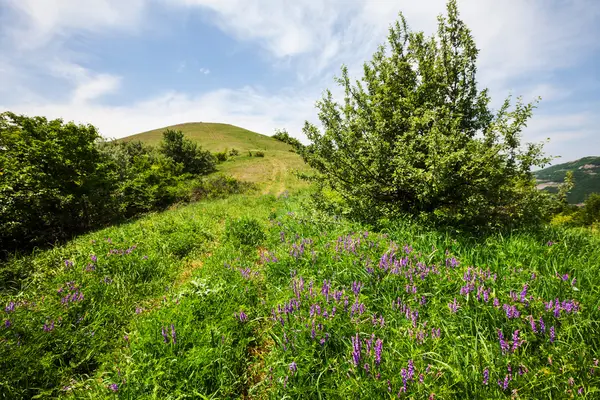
xmin=534 ymin=156 xmax=600 ymax=204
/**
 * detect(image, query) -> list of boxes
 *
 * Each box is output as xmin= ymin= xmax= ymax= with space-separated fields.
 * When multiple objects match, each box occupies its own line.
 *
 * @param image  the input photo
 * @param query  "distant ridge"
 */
xmin=534 ymin=156 xmax=600 ymax=204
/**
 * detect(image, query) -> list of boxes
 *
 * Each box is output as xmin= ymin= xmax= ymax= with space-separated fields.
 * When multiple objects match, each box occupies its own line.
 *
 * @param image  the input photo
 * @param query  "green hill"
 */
xmin=120 ymin=122 xmax=293 ymax=153
xmin=534 ymin=156 xmax=600 ymax=204
xmin=118 ymin=122 xmax=309 ymax=195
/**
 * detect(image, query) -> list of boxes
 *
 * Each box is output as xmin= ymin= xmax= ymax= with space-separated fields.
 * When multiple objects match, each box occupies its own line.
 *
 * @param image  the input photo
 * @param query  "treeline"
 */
xmin=0 ymin=112 xmax=251 ymax=256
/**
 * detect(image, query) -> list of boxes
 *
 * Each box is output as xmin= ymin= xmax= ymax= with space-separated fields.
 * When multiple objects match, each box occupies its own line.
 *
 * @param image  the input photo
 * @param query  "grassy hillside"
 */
xmin=535 ymin=156 xmax=600 ymax=204
xmin=120 ymin=122 xmax=293 ymax=153
xmin=119 ymin=122 xmax=309 ymax=195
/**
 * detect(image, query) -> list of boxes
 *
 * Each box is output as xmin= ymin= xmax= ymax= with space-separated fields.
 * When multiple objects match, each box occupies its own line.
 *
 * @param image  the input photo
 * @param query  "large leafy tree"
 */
xmin=300 ymin=0 xmax=551 ymax=231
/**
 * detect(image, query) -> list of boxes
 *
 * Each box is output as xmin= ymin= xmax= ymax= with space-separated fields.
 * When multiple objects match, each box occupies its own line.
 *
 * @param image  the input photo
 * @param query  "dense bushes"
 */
xmin=0 ymin=114 xmax=230 ymax=255
xmin=272 ymin=128 xmax=303 ymax=151
xmin=300 ymin=0 xmax=553 ymax=233
xmin=160 ymin=129 xmax=216 ymax=175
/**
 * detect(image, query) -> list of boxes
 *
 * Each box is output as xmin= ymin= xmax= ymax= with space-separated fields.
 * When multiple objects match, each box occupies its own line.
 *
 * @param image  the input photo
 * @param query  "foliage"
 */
xmin=215 ymin=151 xmax=229 ymax=163
xmin=0 ymin=112 xmax=117 ymax=254
xmin=299 ymin=0 xmax=551 ymax=232
xmin=253 ymin=151 xmax=265 ymax=158
xmin=229 ymin=148 xmax=240 ymax=156
xmin=579 ymin=193 xmax=600 ymax=226
xmin=225 ymin=216 xmax=266 ymax=247
xmin=160 ymin=129 xmax=217 ymax=175
xmin=0 ymin=114 xmax=246 ymax=256
xmin=190 ymin=175 xmax=256 ymax=202
xmin=272 ymin=128 xmax=303 ymax=151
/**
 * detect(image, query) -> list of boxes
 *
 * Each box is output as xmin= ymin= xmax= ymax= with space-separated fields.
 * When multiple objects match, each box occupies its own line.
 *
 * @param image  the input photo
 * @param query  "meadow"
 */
xmin=2 ymin=183 xmax=599 ymax=398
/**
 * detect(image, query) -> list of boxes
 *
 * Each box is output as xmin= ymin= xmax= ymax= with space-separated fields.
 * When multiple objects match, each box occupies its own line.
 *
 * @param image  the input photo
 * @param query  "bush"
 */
xmin=272 ymin=128 xmax=303 ymax=151
xmin=229 ymin=148 xmax=239 ymax=157
xmin=253 ymin=151 xmax=265 ymax=158
xmin=225 ymin=216 xmax=265 ymax=247
xmin=160 ymin=129 xmax=216 ymax=175
xmin=0 ymin=112 xmax=119 ymax=253
xmin=579 ymin=193 xmax=600 ymax=226
xmin=215 ymin=151 xmax=228 ymax=163
xmin=299 ymin=0 xmax=551 ymax=232
xmin=190 ymin=175 xmax=256 ymax=201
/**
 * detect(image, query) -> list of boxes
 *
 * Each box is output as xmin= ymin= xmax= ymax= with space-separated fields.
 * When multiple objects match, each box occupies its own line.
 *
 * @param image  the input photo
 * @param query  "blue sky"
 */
xmin=0 ymin=0 xmax=599 ymax=164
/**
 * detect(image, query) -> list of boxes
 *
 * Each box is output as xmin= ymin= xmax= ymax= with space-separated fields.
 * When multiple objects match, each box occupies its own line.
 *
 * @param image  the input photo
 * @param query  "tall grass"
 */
xmin=1 ymin=193 xmax=599 ymax=398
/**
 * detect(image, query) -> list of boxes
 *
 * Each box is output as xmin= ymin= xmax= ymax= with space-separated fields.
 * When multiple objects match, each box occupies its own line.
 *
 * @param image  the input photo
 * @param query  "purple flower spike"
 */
xmin=5 ymin=302 xmax=15 ymax=313
xmin=448 ymin=298 xmax=460 ymax=313
xmin=161 ymin=326 xmax=169 ymax=343
xmin=289 ymin=361 xmax=297 ymax=375
xmin=483 ymin=368 xmax=489 ymax=385
xmin=374 ymin=338 xmax=383 ymax=366
xmin=549 ymin=326 xmax=556 ymax=343
xmin=109 ymin=383 xmax=118 ymax=392
xmin=171 ymin=324 xmax=176 ymax=344
xmin=90 ymin=254 xmax=97 ymax=263
xmin=351 ymin=333 xmax=361 ymax=367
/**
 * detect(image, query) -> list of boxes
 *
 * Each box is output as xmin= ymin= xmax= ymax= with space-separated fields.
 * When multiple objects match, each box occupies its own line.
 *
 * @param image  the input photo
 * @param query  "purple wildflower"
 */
xmin=109 ymin=383 xmax=118 ymax=392
xmin=498 ymin=374 xmax=511 ymax=390
xmin=237 ymin=311 xmax=248 ymax=322
xmin=351 ymin=333 xmax=361 ymax=367
xmin=4 ymin=319 xmax=12 ymax=328
xmin=5 ymin=302 xmax=15 ymax=313
xmin=539 ymin=316 xmax=546 ymax=333
xmin=43 ymin=320 xmax=54 ymax=332
xmin=407 ymin=359 xmax=415 ymax=380
xmin=498 ymin=330 xmax=509 ymax=354
xmin=90 ymin=254 xmax=97 ymax=263
xmin=351 ymin=281 xmax=363 ymax=297
xmin=529 ymin=316 xmax=538 ymax=333
xmin=520 ymin=284 xmax=528 ymax=303
xmin=161 ymin=326 xmax=169 ymax=343
xmin=289 ymin=361 xmax=297 ymax=375
xmin=493 ymin=297 xmax=500 ymax=308
xmin=550 ymin=326 xmax=555 ymax=343
xmin=171 ymin=324 xmax=176 ymax=344
xmin=448 ymin=298 xmax=460 ymax=313
xmin=483 ymin=368 xmax=489 ymax=385
xmin=64 ymin=260 xmax=73 ymax=268
xmin=511 ymin=330 xmax=521 ymax=352
xmin=374 ymin=338 xmax=383 ymax=366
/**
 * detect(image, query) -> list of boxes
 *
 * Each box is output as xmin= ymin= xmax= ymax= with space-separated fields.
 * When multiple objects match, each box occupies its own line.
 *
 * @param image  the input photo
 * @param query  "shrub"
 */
xmin=272 ymin=128 xmax=303 ymax=151
xmin=229 ymin=148 xmax=239 ymax=156
xmin=215 ymin=151 xmax=228 ymax=163
xmin=160 ymin=129 xmax=216 ymax=175
xmin=253 ymin=151 xmax=265 ymax=158
xmin=0 ymin=112 xmax=118 ymax=253
xmin=190 ymin=175 xmax=256 ymax=201
xmin=299 ymin=0 xmax=551 ymax=232
xmin=225 ymin=216 xmax=265 ymax=247
xmin=580 ymin=193 xmax=600 ymax=226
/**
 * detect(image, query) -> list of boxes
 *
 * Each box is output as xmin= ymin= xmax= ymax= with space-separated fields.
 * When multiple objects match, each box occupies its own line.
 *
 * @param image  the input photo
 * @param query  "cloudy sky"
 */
xmin=1 ymin=0 xmax=599 ymax=164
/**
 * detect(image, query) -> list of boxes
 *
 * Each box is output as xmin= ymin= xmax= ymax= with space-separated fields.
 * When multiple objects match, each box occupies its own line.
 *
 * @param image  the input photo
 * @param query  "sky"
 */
xmin=0 ymin=0 xmax=599 ymax=165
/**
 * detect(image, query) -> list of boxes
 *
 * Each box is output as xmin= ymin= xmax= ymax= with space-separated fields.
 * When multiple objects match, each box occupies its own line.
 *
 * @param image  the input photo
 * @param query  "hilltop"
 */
xmin=118 ymin=122 xmax=309 ymax=195
xmin=119 ymin=122 xmax=293 ymax=153
xmin=534 ymin=156 xmax=600 ymax=204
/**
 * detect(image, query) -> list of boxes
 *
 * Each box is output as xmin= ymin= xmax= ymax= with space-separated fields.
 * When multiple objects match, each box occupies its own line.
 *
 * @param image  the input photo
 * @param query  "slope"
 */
xmin=118 ymin=122 xmax=309 ymax=195
xmin=534 ymin=156 xmax=600 ymax=204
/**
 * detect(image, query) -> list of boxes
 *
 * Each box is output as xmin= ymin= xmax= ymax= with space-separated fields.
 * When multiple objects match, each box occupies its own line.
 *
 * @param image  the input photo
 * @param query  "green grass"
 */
xmin=2 ymin=188 xmax=600 ymax=398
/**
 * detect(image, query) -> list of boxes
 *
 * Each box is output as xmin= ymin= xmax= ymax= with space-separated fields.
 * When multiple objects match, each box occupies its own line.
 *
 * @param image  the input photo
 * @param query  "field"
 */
xmin=2 ymin=126 xmax=600 ymax=399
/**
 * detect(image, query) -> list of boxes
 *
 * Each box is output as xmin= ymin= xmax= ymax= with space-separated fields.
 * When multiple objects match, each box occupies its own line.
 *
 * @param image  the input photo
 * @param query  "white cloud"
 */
xmin=1 ymin=0 xmax=599 ymax=164
xmin=3 ymin=0 xmax=147 ymax=49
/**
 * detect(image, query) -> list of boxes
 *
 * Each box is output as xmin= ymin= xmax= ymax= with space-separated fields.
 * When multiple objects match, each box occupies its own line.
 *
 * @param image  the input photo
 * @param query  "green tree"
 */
xmin=272 ymin=128 xmax=303 ymax=151
xmin=300 ymin=0 xmax=551 ymax=231
xmin=580 ymin=193 xmax=600 ymax=226
xmin=160 ymin=129 xmax=216 ymax=175
xmin=0 ymin=112 xmax=117 ymax=251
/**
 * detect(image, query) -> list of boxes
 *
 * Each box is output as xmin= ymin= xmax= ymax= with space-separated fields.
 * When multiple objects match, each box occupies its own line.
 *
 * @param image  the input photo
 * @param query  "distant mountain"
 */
xmin=534 ymin=156 xmax=600 ymax=204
